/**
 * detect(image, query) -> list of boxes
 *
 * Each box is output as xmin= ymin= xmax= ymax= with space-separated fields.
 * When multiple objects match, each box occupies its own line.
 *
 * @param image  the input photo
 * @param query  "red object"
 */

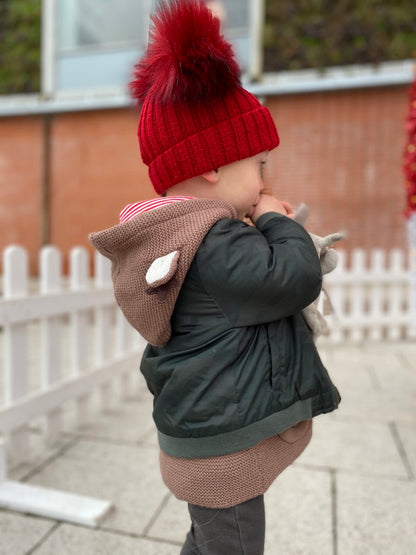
xmin=130 ymin=0 xmax=279 ymax=194
xmin=119 ymin=196 xmax=194 ymax=222
xmin=404 ymin=70 xmax=416 ymax=217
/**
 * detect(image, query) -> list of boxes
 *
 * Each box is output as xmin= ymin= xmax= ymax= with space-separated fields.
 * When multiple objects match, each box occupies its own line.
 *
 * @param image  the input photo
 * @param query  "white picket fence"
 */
xmin=0 ymin=244 xmax=145 ymax=526
xmin=322 ymin=248 xmax=414 ymax=343
xmin=0 ymin=244 xmax=413 ymax=525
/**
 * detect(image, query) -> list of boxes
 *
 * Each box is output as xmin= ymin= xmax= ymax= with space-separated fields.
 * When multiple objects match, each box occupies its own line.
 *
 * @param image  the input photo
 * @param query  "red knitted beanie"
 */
xmin=130 ymin=0 xmax=279 ymax=194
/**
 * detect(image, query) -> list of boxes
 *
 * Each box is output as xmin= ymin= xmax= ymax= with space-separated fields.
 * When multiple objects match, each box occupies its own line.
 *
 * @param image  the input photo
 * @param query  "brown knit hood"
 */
xmin=89 ymin=198 xmax=236 ymax=346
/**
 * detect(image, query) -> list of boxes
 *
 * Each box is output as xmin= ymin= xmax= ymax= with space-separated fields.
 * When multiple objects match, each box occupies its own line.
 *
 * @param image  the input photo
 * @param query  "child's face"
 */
xmin=216 ymin=152 xmax=269 ymax=220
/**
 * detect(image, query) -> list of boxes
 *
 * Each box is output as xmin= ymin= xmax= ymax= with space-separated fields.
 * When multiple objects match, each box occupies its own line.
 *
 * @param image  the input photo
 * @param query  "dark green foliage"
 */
xmin=264 ymin=0 xmax=416 ymax=72
xmin=0 ymin=0 xmax=41 ymax=94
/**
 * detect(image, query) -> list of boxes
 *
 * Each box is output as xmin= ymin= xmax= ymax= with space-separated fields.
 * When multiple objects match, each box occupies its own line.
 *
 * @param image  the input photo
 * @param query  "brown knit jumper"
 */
xmin=90 ymin=198 xmax=312 ymax=508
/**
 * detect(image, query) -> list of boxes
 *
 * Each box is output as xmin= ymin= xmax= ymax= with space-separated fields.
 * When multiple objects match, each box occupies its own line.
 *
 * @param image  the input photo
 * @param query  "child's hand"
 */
xmin=250 ymin=195 xmax=293 ymax=224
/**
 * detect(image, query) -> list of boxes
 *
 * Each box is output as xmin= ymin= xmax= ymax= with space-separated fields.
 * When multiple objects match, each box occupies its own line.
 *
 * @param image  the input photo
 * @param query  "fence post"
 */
xmin=387 ymin=249 xmax=406 ymax=341
xmin=3 ymin=246 xmax=30 ymax=462
xmin=0 ymin=245 xmax=120 ymax=524
xmin=349 ymin=249 xmax=367 ymax=343
xmin=40 ymin=246 xmax=63 ymax=443
xmin=368 ymin=249 xmax=385 ymax=341
xmin=327 ymin=249 xmax=347 ymax=343
xmin=116 ymin=309 xmax=130 ymax=398
xmin=69 ymin=247 xmax=90 ymax=425
xmin=94 ymin=252 xmax=113 ymax=410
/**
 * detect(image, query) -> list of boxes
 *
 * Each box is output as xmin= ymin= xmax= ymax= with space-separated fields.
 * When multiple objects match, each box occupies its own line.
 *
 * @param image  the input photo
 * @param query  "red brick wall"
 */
xmin=0 ymin=116 xmax=43 ymax=274
xmin=0 ymin=85 xmax=410 ymax=274
xmin=267 ymin=86 xmax=408 ymax=256
xmin=49 ymin=109 xmax=153 ymax=269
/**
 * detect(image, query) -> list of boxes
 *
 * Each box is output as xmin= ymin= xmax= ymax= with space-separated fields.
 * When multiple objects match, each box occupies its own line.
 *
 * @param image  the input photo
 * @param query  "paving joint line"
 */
xmin=99 ymin=524 xmax=183 ymax=547
xmin=141 ymin=490 xmax=173 ymax=537
xmin=62 ymin=431 xmax=157 ymax=450
xmin=330 ymin=468 xmax=338 ymax=555
xmin=18 ymin=436 xmax=80 ymax=483
xmin=389 ymin=421 xmax=415 ymax=480
xmin=365 ymin=364 xmax=382 ymax=391
xmin=17 ymin=516 xmax=183 ymax=550
xmin=137 ymin=426 xmax=158 ymax=445
xmin=396 ymin=350 xmax=412 ymax=369
xmin=24 ymin=522 xmax=61 ymax=555
xmin=296 ymin=461 xmax=413 ymax=483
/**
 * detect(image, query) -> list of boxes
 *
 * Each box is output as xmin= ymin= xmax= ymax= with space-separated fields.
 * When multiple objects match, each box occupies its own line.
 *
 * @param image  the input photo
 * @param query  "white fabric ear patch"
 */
xmin=145 ymin=250 xmax=180 ymax=286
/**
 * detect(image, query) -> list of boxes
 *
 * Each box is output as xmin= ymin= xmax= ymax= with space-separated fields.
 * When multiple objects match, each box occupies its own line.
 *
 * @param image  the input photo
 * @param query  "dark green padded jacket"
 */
xmin=140 ymin=211 xmax=340 ymax=458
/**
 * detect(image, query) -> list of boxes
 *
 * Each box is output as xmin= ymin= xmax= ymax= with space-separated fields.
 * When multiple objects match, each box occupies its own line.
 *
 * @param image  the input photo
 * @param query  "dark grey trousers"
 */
xmin=180 ymin=495 xmax=265 ymax=555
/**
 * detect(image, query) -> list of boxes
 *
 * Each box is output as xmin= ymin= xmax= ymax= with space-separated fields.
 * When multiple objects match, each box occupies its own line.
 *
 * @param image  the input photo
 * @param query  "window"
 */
xmin=52 ymin=0 xmax=253 ymax=94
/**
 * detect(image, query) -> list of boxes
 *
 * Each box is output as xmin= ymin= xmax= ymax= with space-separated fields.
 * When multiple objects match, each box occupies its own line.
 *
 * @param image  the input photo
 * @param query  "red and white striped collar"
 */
xmin=119 ymin=196 xmax=194 ymax=223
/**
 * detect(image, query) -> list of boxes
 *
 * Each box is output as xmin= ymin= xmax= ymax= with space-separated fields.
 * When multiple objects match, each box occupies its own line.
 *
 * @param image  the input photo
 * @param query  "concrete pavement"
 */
xmin=1 ymin=341 xmax=416 ymax=554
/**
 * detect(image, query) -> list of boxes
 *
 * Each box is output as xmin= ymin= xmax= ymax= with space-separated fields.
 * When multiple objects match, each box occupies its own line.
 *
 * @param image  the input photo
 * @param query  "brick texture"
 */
xmin=0 ymin=85 xmax=410 ymax=274
xmin=266 ymin=86 xmax=408 ymax=258
xmin=0 ymin=116 xmax=43 ymax=274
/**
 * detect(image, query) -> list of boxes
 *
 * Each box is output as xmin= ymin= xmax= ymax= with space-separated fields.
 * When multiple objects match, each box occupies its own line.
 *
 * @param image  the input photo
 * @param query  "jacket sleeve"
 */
xmin=196 ymin=212 xmax=322 ymax=327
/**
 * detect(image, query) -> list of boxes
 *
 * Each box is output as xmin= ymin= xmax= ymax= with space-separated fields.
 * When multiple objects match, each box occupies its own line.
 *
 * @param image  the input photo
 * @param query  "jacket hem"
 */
xmin=157 ymin=394 xmax=337 ymax=459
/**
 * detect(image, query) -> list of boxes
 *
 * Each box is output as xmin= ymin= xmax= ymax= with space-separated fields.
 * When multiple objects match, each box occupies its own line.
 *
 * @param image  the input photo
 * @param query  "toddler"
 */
xmin=90 ymin=1 xmax=340 ymax=553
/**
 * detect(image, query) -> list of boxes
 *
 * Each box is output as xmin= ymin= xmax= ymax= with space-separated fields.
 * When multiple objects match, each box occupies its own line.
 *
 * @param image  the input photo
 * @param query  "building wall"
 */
xmin=267 ymin=86 xmax=408 ymax=258
xmin=0 ymin=85 xmax=410 ymax=274
xmin=49 ymin=109 xmax=153 ymax=268
xmin=0 ymin=116 xmax=43 ymax=274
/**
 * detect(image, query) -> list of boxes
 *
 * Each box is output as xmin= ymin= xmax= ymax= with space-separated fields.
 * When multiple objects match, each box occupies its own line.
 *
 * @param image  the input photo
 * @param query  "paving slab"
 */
xmin=32 ymin=523 xmax=179 ymax=555
xmin=8 ymin=431 xmax=76 ymax=482
xmin=264 ymin=465 xmax=333 ymax=555
xmin=26 ymin=439 xmax=169 ymax=537
xmin=141 ymin=428 xmax=159 ymax=450
xmin=0 ymin=510 xmax=56 ymax=555
xmin=55 ymin=370 xmax=151 ymax=436
xmin=319 ymin=349 xmax=416 ymax=426
xmin=363 ymin=347 xmax=416 ymax=394
xmin=300 ymin=416 xmax=409 ymax=478
xmin=1 ymin=341 xmax=415 ymax=555
xmin=371 ymin=363 xmax=416 ymax=396
xmin=395 ymin=423 xmax=416 ymax=478
xmin=6 ymin=371 xmax=148 ymax=480
xmin=65 ymin=395 xmax=155 ymax=444
xmin=327 ymin=359 xmax=374 ymax=392
xmin=399 ymin=343 xmax=416 ymax=368
xmin=337 ymin=473 xmax=416 ymax=555
xmin=338 ymin=389 xmax=415 ymax=425
xmin=320 ymin=343 xmax=416 ymax=386
xmin=148 ymin=465 xmax=334 ymax=555
xmin=146 ymin=494 xmax=189 ymax=545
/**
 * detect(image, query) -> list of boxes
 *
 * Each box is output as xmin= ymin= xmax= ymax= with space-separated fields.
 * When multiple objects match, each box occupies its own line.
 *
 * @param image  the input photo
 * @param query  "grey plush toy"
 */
xmin=294 ymin=204 xmax=344 ymax=339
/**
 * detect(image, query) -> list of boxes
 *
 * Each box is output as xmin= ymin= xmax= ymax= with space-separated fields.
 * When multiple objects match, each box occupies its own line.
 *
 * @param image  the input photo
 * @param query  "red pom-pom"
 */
xmin=130 ymin=0 xmax=241 ymax=104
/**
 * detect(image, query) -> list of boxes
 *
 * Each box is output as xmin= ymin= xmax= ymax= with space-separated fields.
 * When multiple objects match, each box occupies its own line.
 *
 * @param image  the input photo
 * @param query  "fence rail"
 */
xmin=0 ymin=244 xmax=145 ymax=526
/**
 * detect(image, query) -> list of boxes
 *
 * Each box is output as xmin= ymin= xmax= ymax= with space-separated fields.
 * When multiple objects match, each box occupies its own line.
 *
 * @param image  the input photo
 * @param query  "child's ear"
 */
xmin=201 ymin=169 xmax=219 ymax=184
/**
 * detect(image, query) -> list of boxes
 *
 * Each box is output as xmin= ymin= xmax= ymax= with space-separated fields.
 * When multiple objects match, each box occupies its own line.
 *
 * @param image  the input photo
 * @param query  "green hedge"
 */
xmin=0 ymin=0 xmax=41 ymax=94
xmin=264 ymin=0 xmax=416 ymax=72
xmin=1 ymin=1 xmax=416 ymax=95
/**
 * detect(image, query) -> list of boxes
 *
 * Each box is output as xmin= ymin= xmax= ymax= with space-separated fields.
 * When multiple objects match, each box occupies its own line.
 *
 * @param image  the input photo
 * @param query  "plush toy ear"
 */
xmin=321 ymin=249 xmax=338 ymax=274
xmin=320 ymin=232 xmax=345 ymax=248
xmin=309 ymin=231 xmax=345 ymax=259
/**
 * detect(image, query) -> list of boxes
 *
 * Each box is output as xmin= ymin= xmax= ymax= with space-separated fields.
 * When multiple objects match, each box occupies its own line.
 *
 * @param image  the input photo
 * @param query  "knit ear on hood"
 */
xmin=130 ymin=0 xmax=241 ymax=104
